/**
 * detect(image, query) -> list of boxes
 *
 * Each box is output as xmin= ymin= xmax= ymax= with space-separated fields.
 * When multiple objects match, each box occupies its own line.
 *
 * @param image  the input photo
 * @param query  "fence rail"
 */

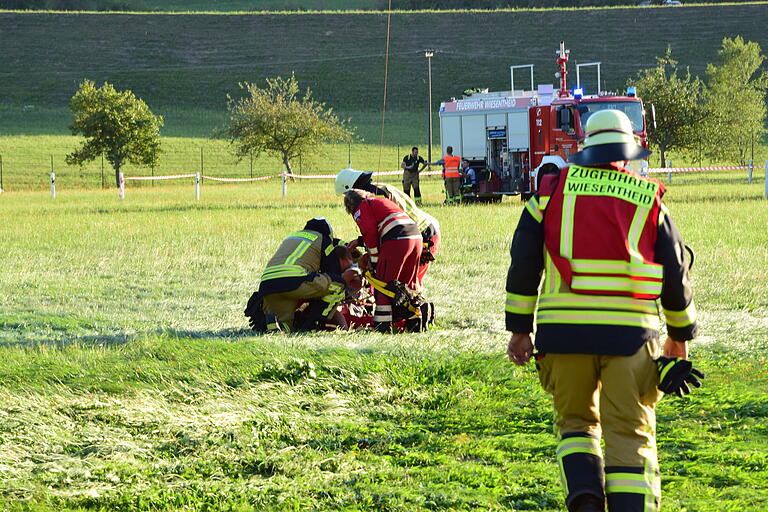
xmin=0 ymin=143 xmax=412 ymax=191
xmin=15 ymin=161 xmax=768 ymax=201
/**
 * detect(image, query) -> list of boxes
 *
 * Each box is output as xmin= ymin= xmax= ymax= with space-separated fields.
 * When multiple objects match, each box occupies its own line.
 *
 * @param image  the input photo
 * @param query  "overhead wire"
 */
xmin=377 ymin=0 xmax=393 ymax=173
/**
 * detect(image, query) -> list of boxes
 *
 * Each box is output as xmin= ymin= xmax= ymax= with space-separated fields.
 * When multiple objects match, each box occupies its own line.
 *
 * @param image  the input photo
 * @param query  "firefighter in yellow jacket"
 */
xmin=245 ymin=218 xmax=348 ymax=332
xmin=505 ymin=110 xmax=699 ymax=512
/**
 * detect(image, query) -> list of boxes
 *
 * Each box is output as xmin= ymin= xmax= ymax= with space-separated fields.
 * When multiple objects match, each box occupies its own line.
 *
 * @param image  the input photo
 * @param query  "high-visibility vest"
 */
xmin=260 ymin=230 xmax=320 ymax=282
xmin=378 ymin=183 xmax=439 ymax=235
xmin=443 ymin=155 xmax=461 ymax=178
xmin=541 ymin=165 xmax=665 ymax=300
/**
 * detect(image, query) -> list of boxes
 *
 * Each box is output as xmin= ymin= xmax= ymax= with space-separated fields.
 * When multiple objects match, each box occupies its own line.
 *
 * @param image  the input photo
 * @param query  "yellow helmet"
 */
xmin=569 ymin=109 xmax=651 ymax=166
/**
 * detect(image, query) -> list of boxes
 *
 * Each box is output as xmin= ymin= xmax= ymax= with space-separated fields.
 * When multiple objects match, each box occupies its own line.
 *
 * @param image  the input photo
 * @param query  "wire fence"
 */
xmin=0 ymin=142 xmax=416 ymax=191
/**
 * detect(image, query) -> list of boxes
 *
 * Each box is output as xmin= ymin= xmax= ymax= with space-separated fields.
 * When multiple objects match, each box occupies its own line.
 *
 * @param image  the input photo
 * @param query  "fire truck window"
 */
xmin=558 ymin=107 xmax=573 ymax=131
xmin=579 ymin=101 xmax=644 ymax=132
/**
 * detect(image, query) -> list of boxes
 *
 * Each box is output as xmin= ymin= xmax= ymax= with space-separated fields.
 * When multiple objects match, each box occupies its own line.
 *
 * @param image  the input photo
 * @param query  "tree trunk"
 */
xmin=114 ymin=158 xmax=121 ymax=188
xmin=659 ymin=146 xmax=667 ymax=168
xmin=283 ymin=155 xmax=295 ymax=182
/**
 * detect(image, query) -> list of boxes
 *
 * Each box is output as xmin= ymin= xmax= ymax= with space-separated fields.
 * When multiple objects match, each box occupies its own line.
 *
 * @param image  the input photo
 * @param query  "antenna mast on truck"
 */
xmin=557 ymin=41 xmax=570 ymax=98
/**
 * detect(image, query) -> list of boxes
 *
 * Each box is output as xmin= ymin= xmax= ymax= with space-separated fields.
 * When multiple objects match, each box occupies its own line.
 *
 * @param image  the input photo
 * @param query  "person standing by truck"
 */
xmin=401 ymin=146 xmax=427 ymax=205
xmin=428 ymin=145 xmax=462 ymax=205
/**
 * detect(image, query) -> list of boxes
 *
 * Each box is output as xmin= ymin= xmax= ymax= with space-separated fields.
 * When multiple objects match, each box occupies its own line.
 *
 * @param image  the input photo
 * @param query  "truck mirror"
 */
xmin=559 ymin=108 xmax=572 ymax=129
xmin=649 ymin=103 xmax=657 ymax=132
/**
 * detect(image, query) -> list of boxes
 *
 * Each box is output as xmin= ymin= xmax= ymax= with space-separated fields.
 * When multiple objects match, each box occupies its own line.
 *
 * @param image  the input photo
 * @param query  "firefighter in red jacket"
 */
xmin=505 ymin=110 xmax=698 ymax=512
xmin=335 ymin=168 xmax=440 ymax=290
xmin=343 ymin=189 xmax=422 ymax=332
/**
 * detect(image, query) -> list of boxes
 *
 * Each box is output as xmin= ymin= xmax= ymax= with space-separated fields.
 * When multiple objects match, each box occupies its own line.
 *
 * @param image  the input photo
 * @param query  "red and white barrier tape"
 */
xmin=202 ymin=175 xmax=276 ymax=182
xmin=125 ymin=168 xmax=445 ymax=183
xmin=646 ymin=165 xmax=751 ymax=174
xmin=124 ymin=173 xmax=196 ymax=181
xmin=282 ymin=169 xmax=444 ymax=179
xmin=285 ymin=173 xmax=337 ymax=179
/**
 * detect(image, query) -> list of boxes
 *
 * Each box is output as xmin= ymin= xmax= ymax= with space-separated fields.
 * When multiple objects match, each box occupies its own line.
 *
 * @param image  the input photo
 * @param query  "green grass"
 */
xmin=139 ymin=0 xmax=382 ymax=10
xmin=0 ymin=173 xmax=766 ymax=510
xmin=0 ymin=135 xmax=438 ymax=190
xmin=1 ymin=4 xmax=767 ymax=138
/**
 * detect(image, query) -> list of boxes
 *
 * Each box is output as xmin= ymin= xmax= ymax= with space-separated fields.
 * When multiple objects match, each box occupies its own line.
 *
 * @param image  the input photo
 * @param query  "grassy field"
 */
xmin=0 ymin=173 xmax=766 ymax=510
xmin=1 ymin=4 xmax=767 ymax=139
xmin=2 ymin=129 xmax=765 ymax=191
xmin=139 ymin=0 xmax=382 ymax=10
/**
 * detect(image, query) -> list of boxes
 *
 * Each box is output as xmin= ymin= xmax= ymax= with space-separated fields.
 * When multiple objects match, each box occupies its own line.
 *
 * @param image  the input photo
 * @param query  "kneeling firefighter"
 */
xmin=505 ymin=110 xmax=701 ymax=512
xmin=244 ymin=218 xmax=348 ymax=332
xmin=335 ymin=168 xmax=440 ymax=290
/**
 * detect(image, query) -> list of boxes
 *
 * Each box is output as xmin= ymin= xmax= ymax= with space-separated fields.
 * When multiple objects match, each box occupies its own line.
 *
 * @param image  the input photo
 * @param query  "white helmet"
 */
xmin=534 ymin=155 xmax=566 ymax=173
xmin=335 ymin=168 xmax=370 ymax=195
xmin=569 ymin=109 xmax=651 ymax=165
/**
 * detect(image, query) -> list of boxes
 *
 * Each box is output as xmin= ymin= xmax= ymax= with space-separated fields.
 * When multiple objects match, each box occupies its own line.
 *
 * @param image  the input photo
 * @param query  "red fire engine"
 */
xmin=438 ymin=41 xmax=651 ymax=201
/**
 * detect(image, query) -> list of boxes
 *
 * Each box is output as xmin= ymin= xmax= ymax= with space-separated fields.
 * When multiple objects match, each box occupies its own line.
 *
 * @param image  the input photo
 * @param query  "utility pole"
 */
xmin=425 ymin=50 xmax=434 ymax=163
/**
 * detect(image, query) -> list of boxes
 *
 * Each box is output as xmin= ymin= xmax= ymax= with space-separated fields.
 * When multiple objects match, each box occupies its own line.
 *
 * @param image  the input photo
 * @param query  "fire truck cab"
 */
xmin=438 ymin=42 xmax=649 ymax=201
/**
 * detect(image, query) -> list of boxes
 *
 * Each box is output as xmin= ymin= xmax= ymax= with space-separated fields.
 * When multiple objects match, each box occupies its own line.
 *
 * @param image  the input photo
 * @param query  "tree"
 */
xmin=66 ymin=80 xmax=163 ymax=188
xmin=702 ymin=36 xmax=768 ymax=165
xmin=628 ymin=48 xmax=704 ymax=167
xmin=221 ymin=74 xmax=353 ymax=176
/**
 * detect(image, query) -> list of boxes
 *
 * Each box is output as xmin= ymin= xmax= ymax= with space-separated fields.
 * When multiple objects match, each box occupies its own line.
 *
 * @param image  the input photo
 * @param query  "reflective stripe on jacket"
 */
xmin=353 ymin=197 xmax=421 ymax=264
xmin=443 ymin=155 xmax=461 ymax=178
xmin=258 ymin=230 xmax=344 ymax=296
xmin=378 ymin=183 xmax=439 ymax=236
xmin=260 ymin=231 xmax=320 ymax=282
xmin=542 ymin=165 xmax=665 ymax=300
xmin=505 ymin=163 xmax=698 ymax=355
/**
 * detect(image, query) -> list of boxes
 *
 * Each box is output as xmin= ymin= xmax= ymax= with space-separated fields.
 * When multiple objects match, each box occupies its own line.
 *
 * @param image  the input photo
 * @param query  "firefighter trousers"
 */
xmin=443 ymin=177 xmax=462 ymax=203
xmin=403 ymin=171 xmax=421 ymax=200
xmin=373 ymin=238 xmax=422 ymax=328
xmin=262 ymin=274 xmax=343 ymax=331
xmin=536 ymin=340 xmax=663 ymax=512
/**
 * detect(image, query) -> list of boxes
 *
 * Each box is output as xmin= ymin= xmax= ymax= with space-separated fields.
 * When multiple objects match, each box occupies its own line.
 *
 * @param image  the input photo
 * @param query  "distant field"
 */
xmin=0 ymin=134 xmax=429 ymax=190
xmin=140 ymin=0 xmax=380 ymax=10
xmin=0 ymin=174 xmax=766 ymax=510
xmin=0 ymin=4 xmax=766 ymax=139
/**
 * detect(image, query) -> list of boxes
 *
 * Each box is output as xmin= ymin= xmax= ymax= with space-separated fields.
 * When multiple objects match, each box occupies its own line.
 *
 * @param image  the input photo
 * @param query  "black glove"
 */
xmin=656 ymin=357 xmax=705 ymax=397
xmin=419 ymin=250 xmax=435 ymax=265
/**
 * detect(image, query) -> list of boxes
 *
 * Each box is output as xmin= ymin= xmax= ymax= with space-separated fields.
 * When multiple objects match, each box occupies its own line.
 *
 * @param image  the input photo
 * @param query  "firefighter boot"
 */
xmin=605 ymin=467 xmax=660 ymax=512
xmin=570 ymin=494 xmax=605 ymax=512
xmin=374 ymin=321 xmax=392 ymax=333
xmin=264 ymin=313 xmax=283 ymax=333
xmin=557 ymin=433 xmax=606 ymax=512
xmin=414 ymin=196 xmax=422 ymax=206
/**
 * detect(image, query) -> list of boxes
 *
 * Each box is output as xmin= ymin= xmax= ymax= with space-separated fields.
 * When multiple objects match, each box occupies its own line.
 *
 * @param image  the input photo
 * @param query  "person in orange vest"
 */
xmin=505 ymin=110 xmax=700 ymax=512
xmin=428 ymin=145 xmax=462 ymax=204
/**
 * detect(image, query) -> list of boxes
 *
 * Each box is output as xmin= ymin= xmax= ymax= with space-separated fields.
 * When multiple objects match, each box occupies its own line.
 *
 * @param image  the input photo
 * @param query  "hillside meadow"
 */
xmin=1 ymin=3 xmax=767 ymax=139
xmin=0 ymin=172 xmax=766 ymax=510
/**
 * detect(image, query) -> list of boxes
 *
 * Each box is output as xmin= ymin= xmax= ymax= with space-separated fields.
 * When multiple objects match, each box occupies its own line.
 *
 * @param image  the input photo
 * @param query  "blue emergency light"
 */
xmin=627 ymin=86 xmax=637 ymax=97
xmin=573 ymin=88 xmax=584 ymax=99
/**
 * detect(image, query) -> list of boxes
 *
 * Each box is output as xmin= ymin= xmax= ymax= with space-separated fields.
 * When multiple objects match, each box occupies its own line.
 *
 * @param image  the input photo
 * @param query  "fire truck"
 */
xmin=438 ymin=41 xmax=651 ymax=201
